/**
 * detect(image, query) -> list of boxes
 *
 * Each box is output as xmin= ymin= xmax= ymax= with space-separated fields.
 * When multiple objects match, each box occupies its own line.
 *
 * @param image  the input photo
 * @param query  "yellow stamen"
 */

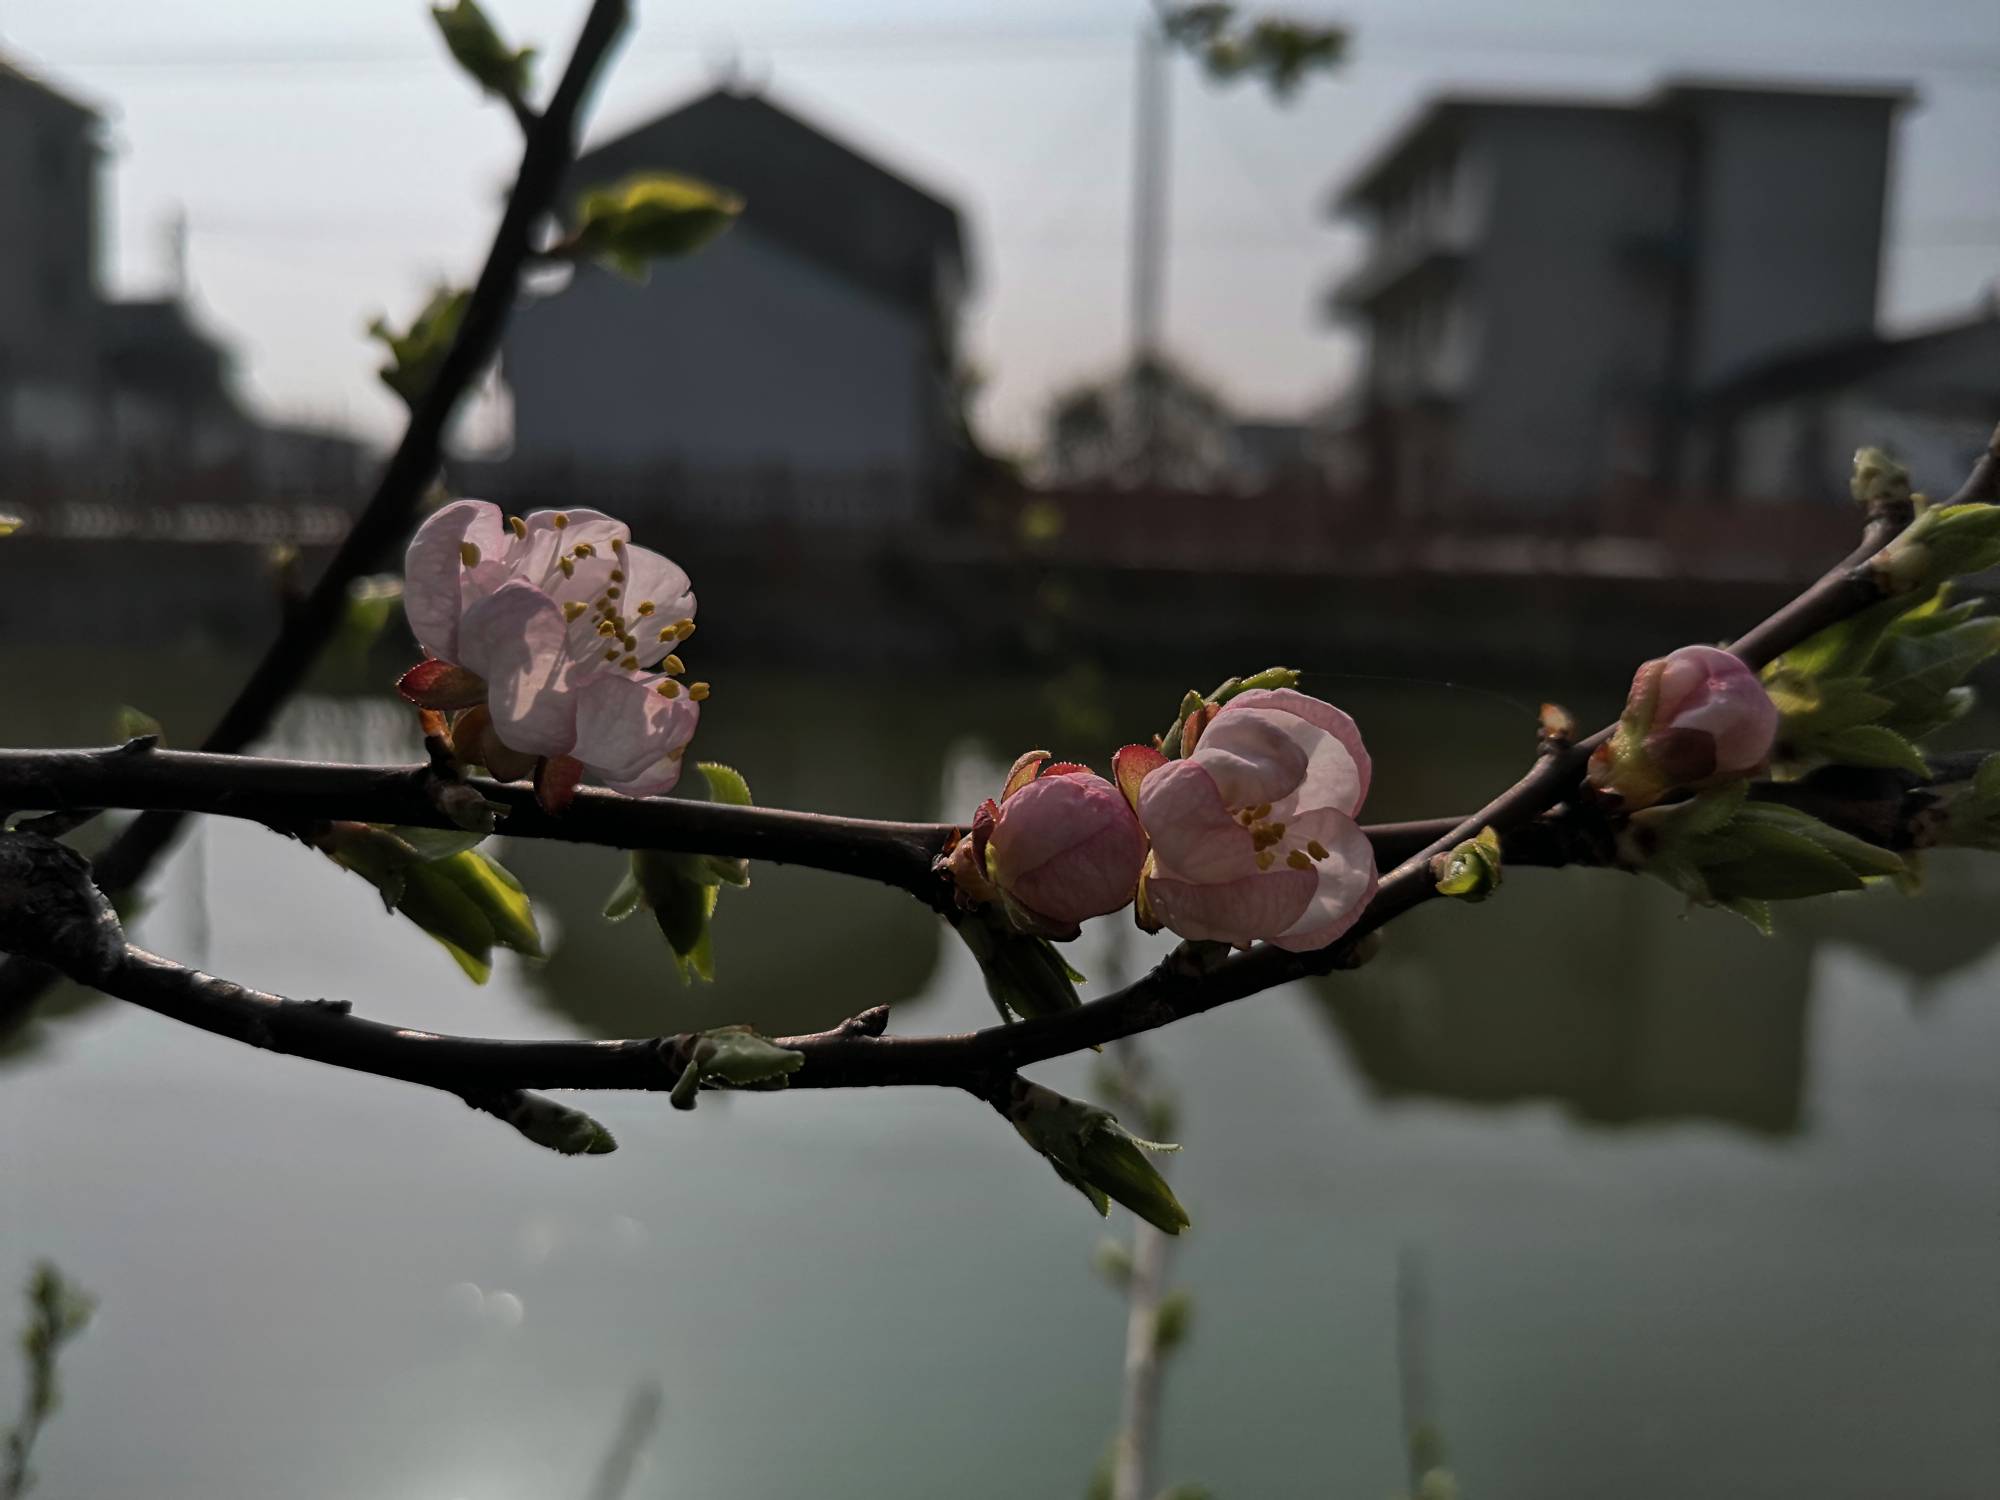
xmin=559 ymin=557 xmax=575 ymax=579
xmin=605 ymin=587 xmax=620 ymax=599
xmin=1307 ymin=839 xmax=1329 ymax=861
xmin=610 ymin=537 xmax=625 ymax=553
xmin=507 ymin=515 xmax=526 ymax=539
xmin=597 ymin=619 xmax=616 ymax=636
xmin=552 ymin=513 xmax=569 ymax=529
xmin=662 ymin=653 xmax=685 ymax=675
xmin=609 ymin=569 xmax=625 ymax=583
xmin=458 ymin=541 xmax=481 ymax=566
xmin=688 ymin=681 xmax=710 ymax=702
xmin=635 ymin=601 xmax=655 ymax=616
xmin=1256 ymin=850 xmax=1275 ymax=871
xmin=657 ymin=680 xmax=681 ymax=699
xmin=1252 ymin=803 xmax=1272 ymax=819
xmin=621 ymin=655 xmax=638 ymax=670
xmin=659 ymin=627 xmax=675 ymax=642
xmin=562 ymin=601 xmax=587 ymax=622
xmin=571 ymin=541 xmax=594 ymax=558
xmin=603 ymin=647 xmax=618 ymax=661
xmin=1286 ymin=849 xmax=1313 ymax=871
xmin=678 ymin=621 xmax=696 ymax=640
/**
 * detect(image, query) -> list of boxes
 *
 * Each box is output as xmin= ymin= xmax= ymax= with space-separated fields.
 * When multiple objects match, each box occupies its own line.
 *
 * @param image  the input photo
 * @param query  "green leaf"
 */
xmin=956 ymin=914 xmax=1083 ymax=1022
xmin=567 ymin=174 xmax=742 ymax=278
xmin=383 ymin=825 xmax=489 ymax=862
xmin=695 ymin=762 xmax=752 ymax=806
xmin=1815 ymin=724 xmax=1931 ymax=777
xmin=602 ymin=867 xmax=644 ymax=921
xmin=435 ymin=847 xmax=543 ymax=958
xmin=1716 ymin=897 xmax=1774 ymax=935
xmin=431 ymin=0 xmax=535 ymax=108
xmin=113 ymin=705 xmax=164 ymax=745
xmin=367 ymin=287 xmax=469 ymax=408
xmin=395 ymin=859 xmax=500 ymax=981
xmin=481 ymin=1091 xmax=618 ymax=1155
xmin=1432 ymin=825 xmax=1502 ymax=901
xmin=1007 ymin=1081 xmax=1189 ymax=1235
xmin=693 ymin=1026 xmax=804 ymax=1085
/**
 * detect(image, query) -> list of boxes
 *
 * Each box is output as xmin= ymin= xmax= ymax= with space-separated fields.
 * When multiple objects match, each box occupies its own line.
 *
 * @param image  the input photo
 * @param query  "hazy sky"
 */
xmin=5 ymin=0 xmax=1997 ymax=455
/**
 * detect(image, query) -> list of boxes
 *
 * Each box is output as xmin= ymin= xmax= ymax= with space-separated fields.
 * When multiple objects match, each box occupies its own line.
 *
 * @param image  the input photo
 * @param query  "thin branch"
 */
xmin=0 ymin=0 xmax=631 ymax=1028
xmin=0 ymin=746 xmax=952 ymax=901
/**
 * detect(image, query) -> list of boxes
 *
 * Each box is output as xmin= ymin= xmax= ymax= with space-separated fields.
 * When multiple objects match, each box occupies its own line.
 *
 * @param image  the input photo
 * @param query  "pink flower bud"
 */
xmin=947 ymin=753 xmax=1147 ymax=939
xmin=1127 ymin=689 xmax=1377 ymax=952
xmin=1588 ymin=644 xmax=1778 ymax=808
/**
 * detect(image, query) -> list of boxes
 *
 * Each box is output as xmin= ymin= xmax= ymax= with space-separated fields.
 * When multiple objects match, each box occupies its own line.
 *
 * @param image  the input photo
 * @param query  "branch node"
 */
xmin=838 ymin=1005 xmax=892 ymax=1038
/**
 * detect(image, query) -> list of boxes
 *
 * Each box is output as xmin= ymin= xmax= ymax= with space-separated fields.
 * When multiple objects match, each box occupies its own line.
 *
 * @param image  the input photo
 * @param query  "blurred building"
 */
xmin=0 ymin=52 xmax=366 ymax=498
xmin=1325 ymin=79 xmax=1927 ymax=516
xmin=502 ymin=85 xmax=974 ymax=528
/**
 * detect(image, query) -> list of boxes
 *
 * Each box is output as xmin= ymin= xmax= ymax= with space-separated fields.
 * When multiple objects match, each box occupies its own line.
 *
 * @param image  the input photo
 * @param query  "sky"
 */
xmin=4 ymin=0 xmax=1997 ymax=456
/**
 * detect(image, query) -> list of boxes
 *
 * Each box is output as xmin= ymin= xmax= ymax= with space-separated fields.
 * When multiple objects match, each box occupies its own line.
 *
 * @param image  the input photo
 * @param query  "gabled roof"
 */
xmin=0 ymin=52 xmax=99 ymax=122
xmin=571 ymin=86 xmax=969 ymax=312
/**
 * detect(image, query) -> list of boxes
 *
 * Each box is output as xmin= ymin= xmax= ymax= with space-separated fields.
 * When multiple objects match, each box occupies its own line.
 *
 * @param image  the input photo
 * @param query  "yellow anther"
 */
xmin=1252 ymin=803 xmax=1272 ymax=819
xmin=596 ymin=619 xmax=616 ymax=636
xmin=552 ymin=513 xmax=569 ymax=529
xmin=609 ymin=569 xmax=625 ymax=584
xmin=662 ymin=653 xmax=685 ymax=675
xmin=559 ymin=557 xmax=575 ymax=578
xmin=610 ymin=537 xmax=625 ymax=552
xmin=659 ymin=627 xmax=675 ymax=642
xmin=507 ymin=515 xmax=527 ymax=539
xmin=1307 ymin=839 xmax=1329 ymax=861
xmin=562 ymin=601 xmax=587 ymax=622
xmin=1286 ymin=849 xmax=1313 ymax=871
xmin=688 ymin=682 xmax=710 ymax=702
xmin=621 ymin=654 xmax=639 ymax=670
xmin=635 ymin=601 xmax=655 ymax=616
xmin=1256 ymin=850 xmax=1275 ymax=871
xmin=657 ymin=680 xmax=681 ymax=699
xmin=603 ymin=647 xmax=618 ymax=661
xmin=1267 ymin=820 xmax=1286 ymax=838
xmin=570 ymin=541 xmax=594 ymax=558
xmin=458 ymin=541 xmax=481 ymax=566
xmin=605 ymin=587 xmax=620 ymax=599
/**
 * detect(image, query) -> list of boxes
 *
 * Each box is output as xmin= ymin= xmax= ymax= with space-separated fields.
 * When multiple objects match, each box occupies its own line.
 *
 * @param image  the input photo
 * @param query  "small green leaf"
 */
xmin=383 ymin=825 xmax=489 ymax=862
xmin=693 ymin=1026 xmax=804 ymax=1086
xmin=956 ymin=913 xmax=1083 ymax=1022
xmin=1007 ymin=1081 xmax=1189 ymax=1235
xmin=1432 ymin=825 xmax=1502 ymax=901
xmin=566 ymin=174 xmax=743 ymax=278
xmin=695 ymin=762 xmax=752 ymax=806
xmin=1816 ymin=724 xmax=1930 ymax=777
xmin=435 ymin=847 xmax=543 ymax=958
xmin=479 ymin=1090 xmax=617 ymax=1155
xmin=602 ymin=867 xmax=645 ymax=921
xmin=114 ymin=705 xmax=164 ymax=745
xmin=367 ymin=287 xmax=469 ymax=408
xmin=431 ymin=0 xmax=535 ymax=108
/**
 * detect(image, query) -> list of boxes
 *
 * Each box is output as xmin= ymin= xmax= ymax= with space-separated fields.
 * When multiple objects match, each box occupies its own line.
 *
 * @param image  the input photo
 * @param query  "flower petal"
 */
xmin=988 ymin=772 xmax=1146 ymax=925
xmin=1186 ymin=706 xmax=1310 ymax=809
xmin=1145 ymin=863 xmax=1317 ymax=948
xmin=1225 ymin=688 xmax=1371 ymax=815
xmin=1269 ymin=808 xmax=1377 ymax=951
xmin=1136 ymin=760 xmax=1259 ymax=883
xmin=404 ymin=499 xmax=505 ymax=660
xmin=571 ymin=673 xmax=701 ymax=791
xmin=456 ymin=581 xmax=577 ymax=758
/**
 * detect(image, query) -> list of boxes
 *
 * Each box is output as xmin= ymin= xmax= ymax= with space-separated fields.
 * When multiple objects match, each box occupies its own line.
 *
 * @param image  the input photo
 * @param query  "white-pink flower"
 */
xmin=400 ymin=498 xmax=702 ymax=797
xmin=1122 ymin=689 xmax=1377 ymax=952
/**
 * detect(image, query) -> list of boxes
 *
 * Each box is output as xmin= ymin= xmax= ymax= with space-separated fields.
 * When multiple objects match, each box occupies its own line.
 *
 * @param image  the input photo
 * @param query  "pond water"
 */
xmin=2 ymin=650 xmax=1997 ymax=1499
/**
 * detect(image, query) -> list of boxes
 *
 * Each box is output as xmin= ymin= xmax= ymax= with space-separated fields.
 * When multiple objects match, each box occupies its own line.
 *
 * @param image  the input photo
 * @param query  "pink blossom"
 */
xmin=947 ymin=752 xmax=1148 ymax=939
xmin=1124 ymin=689 xmax=1377 ymax=952
xmin=399 ymin=499 xmax=701 ymax=797
xmin=1588 ymin=644 xmax=1777 ymax=807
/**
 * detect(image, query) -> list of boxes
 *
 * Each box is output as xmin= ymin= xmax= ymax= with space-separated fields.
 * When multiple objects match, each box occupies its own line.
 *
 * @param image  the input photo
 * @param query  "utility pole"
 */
xmin=1128 ymin=15 xmax=1170 ymax=480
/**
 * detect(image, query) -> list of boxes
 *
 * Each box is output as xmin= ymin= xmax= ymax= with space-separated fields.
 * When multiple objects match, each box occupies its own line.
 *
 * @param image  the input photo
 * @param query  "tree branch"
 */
xmin=0 ymin=0 xmax=631 ymax=1028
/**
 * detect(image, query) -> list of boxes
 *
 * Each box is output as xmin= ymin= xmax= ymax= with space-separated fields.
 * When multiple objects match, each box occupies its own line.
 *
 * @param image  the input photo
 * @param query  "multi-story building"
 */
xmin=1325 ymin=79 xmax=1913 ymax=516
